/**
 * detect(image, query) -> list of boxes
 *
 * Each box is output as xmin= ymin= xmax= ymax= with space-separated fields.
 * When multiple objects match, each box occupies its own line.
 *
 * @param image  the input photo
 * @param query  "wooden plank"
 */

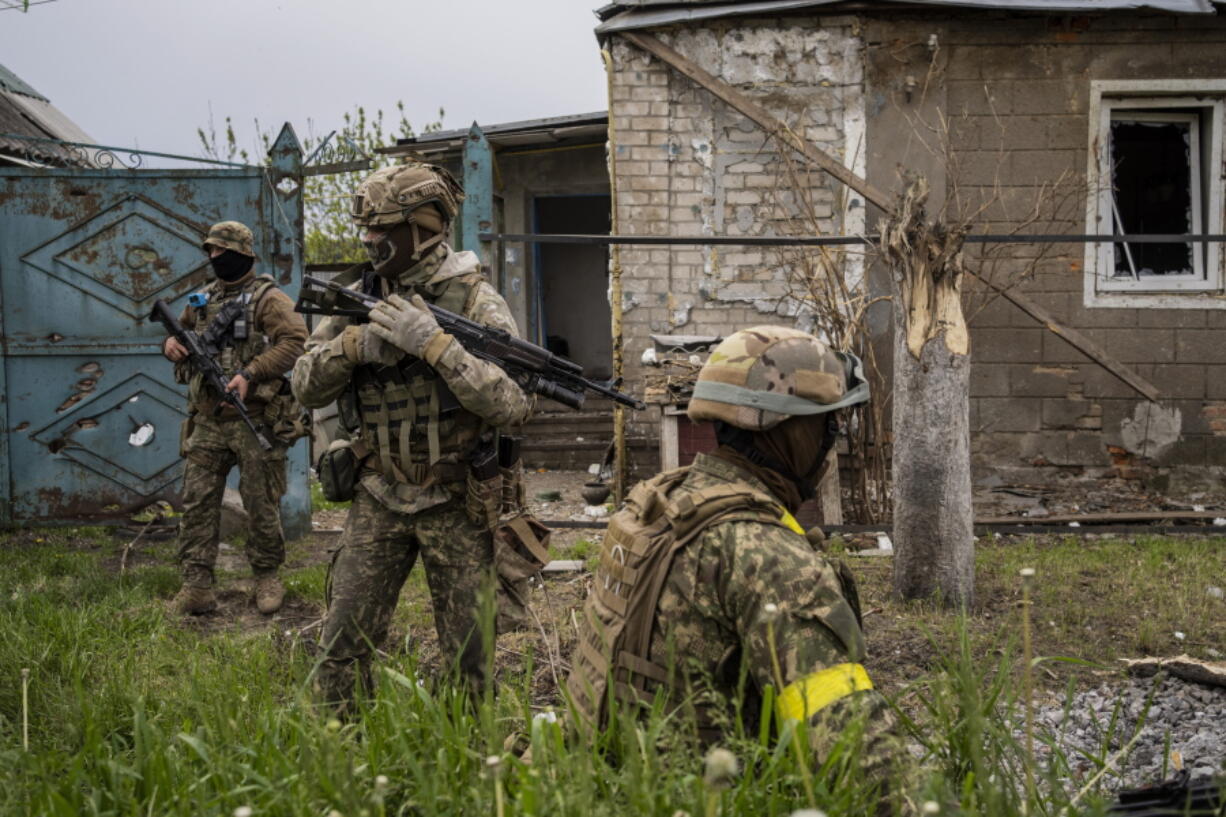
xmin=619 ymin=30 xmax=1163 ymax=404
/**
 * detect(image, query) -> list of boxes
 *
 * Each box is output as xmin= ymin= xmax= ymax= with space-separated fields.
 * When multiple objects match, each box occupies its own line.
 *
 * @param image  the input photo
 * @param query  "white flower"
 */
xmin=922 ymin=802 xmax=942 ymax=815
xmin=233 ymin=808 xmax=253 ymax=817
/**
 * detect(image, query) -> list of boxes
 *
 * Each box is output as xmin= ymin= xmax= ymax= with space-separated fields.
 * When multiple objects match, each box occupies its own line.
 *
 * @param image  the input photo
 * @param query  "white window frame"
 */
xmin=1084 ymin=80 xmax=1226 ymax=309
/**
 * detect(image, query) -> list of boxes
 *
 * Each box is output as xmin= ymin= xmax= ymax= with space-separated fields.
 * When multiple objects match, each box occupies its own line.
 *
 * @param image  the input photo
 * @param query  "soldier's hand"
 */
xmin=163 ymin=336 xmax=188 ymax=362
xmin=225 ymin=372 xmax=250 ymax=402
xmin=357 ymin=324 xmax=403 ymax=367
xmin=369 ymin=293 xmax=443 ymax=359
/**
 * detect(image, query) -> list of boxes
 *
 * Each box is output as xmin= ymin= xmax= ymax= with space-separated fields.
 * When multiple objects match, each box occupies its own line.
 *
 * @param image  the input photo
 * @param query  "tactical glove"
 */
xmin=369 ymin=293 xmax=444 ymax=360
xmin=342 ymin=323 xmax=403 ymax=367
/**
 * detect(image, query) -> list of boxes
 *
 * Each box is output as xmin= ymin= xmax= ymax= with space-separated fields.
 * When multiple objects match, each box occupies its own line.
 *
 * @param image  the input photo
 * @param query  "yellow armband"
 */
xmin=777 ymin=662 xmax=873 ymax=722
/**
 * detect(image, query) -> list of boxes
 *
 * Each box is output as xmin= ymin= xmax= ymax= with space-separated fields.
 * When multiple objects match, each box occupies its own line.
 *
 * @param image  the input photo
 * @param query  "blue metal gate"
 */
xmin=0 ymin=125 xmax=310 ymax=537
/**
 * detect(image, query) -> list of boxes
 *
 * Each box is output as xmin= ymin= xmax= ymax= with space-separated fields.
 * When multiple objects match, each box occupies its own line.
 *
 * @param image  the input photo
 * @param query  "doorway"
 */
xmin=532 ymin=194 xmax=612 ymax=380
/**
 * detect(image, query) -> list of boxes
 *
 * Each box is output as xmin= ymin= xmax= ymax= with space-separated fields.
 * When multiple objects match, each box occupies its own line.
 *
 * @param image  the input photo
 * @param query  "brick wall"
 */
xmin=608 ymin=20 xmax=866 ymax=439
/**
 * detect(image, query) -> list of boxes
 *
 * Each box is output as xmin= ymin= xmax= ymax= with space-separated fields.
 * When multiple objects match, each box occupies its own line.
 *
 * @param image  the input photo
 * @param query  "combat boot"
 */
xmin=255 ymin=573 xmax=285 ymax=614
xmin=172 ymin=586 xmax=217 ymax=615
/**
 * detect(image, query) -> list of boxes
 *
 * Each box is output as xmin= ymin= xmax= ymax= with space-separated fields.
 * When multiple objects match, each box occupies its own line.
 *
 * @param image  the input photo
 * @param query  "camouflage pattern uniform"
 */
xmin=568 ymin=326 xmax=895 ymax=776
xmin=172 ymin=222 xmax=307 ymax=594
xmin=292 ymin=165 xmax=531 ymax=706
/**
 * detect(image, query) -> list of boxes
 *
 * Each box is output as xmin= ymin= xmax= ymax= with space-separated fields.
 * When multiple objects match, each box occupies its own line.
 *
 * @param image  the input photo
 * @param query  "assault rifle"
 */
xmin=149 ymin=299 xmax=273 ymax=451
xmin=295 ymin=275 xmax=645 ymax=412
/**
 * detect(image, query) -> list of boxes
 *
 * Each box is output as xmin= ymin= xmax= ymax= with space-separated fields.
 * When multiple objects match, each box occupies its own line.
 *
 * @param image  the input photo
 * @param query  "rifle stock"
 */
xmin=149 ymin=299 xmax=273 ymax=452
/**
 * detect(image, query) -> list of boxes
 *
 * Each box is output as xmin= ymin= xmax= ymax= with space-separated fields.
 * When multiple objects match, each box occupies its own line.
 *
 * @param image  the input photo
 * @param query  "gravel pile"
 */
xmin=1030 ymin=674 xmax=1226 ymax=787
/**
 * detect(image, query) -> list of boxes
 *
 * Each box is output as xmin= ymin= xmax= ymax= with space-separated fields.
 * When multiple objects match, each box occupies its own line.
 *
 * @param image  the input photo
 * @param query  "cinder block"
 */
xmin=1041 ymin=330 xmax=1091 ymax=364
xmin=1000 ymin=78 xmax=1085 ymax=116
xmin=1205 ymin=366 xmax=1226 ymax=400
xmin=1063 ymin=432 xmax=1109 ymax=466
xmin=1012 ymin=363 xmax=1082 ymax=398
xmin=971 ymin=362 xmax=1010 ymax=396
xmin=1078 ymin=328 xmax=1175 ymax=364
xmin=1176 ymin=330 xmax=1226 ymax=364
xmin=1137 ymin=309 xmax=1208 ymax=329
xmin=975 ymin=328 xmax=1043 ymax=362
xmin=978 ymin=396 xmax=1042 ymax=432
xmin=1136 ymin=363 xmax=1206 ymax=400
xmin=1042 ymin=397 xmax=1100 ymax=430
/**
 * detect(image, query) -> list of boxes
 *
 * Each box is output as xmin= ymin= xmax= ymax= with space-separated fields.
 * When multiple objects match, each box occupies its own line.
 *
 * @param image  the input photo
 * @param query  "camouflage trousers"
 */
xmin=316 ymin=484 xmax=494 ymax=709
xmin=177 ymin=413 xmax=287 ymax=588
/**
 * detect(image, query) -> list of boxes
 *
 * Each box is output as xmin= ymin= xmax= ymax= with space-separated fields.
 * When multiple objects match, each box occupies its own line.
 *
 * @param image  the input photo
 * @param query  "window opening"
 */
xmin=1108 ymin=111 xmax=1200 ymax=279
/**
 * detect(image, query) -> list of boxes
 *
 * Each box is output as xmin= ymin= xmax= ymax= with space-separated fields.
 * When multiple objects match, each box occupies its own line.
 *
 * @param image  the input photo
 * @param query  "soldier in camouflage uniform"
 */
xmin=163 ymin=221 xmax=308 ymax=616
xmin=292 ymin=163 xmax=532 ymax=709
xmin=568 ymin=326 xmax=897 ymax=779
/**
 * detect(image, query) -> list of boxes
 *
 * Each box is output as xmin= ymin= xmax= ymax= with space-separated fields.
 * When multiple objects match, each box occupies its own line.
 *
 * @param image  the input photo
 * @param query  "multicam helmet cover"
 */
xmin=202 ymin=220 xmax=255 ymax=257
xmin=349 ymin=162 xmax=464 ymax=230
xmin=687 ymin=325 xmax=869 ymax=431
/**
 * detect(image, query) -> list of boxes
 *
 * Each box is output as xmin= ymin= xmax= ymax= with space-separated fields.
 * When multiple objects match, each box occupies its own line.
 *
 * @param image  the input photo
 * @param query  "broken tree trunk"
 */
xmin=883 ymin=177 xmax=975 ymax=607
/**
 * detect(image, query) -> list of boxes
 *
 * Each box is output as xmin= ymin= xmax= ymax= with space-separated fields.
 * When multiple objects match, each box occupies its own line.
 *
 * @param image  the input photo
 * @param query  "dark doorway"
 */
xmin=533 ymin=194 xmax=612 ymax=379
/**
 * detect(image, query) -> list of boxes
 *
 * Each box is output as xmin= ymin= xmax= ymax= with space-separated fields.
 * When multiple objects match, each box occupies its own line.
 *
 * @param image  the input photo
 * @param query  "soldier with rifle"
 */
xmin=292 ymin=162 xmax=548 ymax=710
xmin=156 ymin=220 xmax=308 ymax=617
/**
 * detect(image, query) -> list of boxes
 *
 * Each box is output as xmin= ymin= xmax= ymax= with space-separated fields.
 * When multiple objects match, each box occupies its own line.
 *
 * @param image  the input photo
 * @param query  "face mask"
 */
xmin=362 ymin=222 xmax=419 ymax=279
xmin=210 ymin=249 xmax=254 ymax=282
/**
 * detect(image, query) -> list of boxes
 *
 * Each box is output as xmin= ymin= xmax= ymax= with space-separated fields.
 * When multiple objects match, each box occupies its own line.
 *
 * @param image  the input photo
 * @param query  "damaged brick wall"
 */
xmin=608 ymin=18 xmax=866 ymax=439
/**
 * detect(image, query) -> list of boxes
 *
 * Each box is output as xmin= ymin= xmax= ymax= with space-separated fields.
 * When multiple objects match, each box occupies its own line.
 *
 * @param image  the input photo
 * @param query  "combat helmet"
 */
xmin=687 ymin=325 xmax=869 ymax=431
xmin=202 ymin=220 xmax=255 ymax=257
xmin=350 ymin=162 xmax=464 ymax=273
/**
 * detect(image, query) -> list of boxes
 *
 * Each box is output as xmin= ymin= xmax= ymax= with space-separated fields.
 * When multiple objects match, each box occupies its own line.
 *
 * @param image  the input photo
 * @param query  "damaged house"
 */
xmin=590 ymin=0 xmax=1226 ymax=496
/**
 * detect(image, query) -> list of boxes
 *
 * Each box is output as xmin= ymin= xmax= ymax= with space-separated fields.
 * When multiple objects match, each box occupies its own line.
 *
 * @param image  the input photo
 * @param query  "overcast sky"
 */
xmin=0 ymin=0 xmax=609 ymax=160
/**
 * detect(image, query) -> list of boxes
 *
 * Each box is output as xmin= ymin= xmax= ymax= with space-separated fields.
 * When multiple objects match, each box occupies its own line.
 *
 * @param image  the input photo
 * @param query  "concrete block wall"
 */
xmin=608 ymin=20 xmax=865 ymax=439
xmin=929 ymin=13 xmax=1226 ymax=488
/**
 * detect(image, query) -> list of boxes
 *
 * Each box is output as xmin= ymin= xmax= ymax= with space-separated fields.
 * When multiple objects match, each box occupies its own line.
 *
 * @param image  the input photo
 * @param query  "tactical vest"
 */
xmin=567 ymin=467 xmax=793 ymax=734
xmin=350 ymin=268 xmax=486 ymax=487
xmin=187 ymin=274 xmax=278 ymax=412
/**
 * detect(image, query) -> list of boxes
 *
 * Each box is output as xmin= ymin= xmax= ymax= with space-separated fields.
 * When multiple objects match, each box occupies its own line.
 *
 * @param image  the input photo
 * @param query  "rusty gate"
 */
xmin=0 ymin=125 xmax=310 ymax=537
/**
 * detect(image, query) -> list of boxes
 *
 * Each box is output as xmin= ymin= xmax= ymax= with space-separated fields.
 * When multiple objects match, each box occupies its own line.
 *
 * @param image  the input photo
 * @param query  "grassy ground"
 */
xmin=0 ymin=524 xmax=1222 ymax=816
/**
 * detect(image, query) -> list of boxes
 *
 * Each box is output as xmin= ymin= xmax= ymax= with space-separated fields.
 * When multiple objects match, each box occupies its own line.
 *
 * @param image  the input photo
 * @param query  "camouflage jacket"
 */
xmin=291 ymin=245 xmax=532 ymax=513
xmin=647 ymin=452 xmax=867 ymax=728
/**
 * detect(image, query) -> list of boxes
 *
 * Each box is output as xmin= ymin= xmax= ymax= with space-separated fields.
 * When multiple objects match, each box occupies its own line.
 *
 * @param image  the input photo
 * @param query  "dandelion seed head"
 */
xmin=233 ymin=807 xmax=253 ymax=817
xmin=703 ymin=747 xmax=739 ymax=787
xmin=922 ymin=802 xmax=941 ymax=815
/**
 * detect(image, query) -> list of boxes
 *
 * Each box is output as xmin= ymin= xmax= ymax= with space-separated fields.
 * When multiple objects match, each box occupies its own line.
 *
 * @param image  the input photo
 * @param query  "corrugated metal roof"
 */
xmin=384 ymin=111 xmax=608 ymax=156
xmin=596 ymin=0 xmax=1215 ymax=32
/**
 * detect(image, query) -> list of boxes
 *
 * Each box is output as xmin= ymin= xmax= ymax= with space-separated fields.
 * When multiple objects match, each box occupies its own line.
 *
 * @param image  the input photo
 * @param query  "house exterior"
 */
xmin=595 ymin=0 xmax=1226 ymax=493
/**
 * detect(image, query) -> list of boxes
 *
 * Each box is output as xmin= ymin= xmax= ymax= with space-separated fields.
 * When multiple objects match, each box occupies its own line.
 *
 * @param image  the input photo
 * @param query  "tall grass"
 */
xmin=0 ymin=531 xmax=1160 ymax=816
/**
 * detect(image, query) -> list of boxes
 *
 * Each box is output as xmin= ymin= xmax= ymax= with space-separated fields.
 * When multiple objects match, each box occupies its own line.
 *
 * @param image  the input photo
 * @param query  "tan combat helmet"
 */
xmin=350 ymin=162 xmax=464 ymax=262
xmin=687 ymin=325 xmax=869 ymax=431
xmin=202 ymin=220 xmax=255 ymax=257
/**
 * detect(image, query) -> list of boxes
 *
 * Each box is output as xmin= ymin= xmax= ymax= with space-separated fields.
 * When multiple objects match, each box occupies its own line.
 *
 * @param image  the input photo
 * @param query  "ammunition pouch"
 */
xmin=493 ymin=514 xmax=552 ymax=582
xmin=262 ymin=378 xmax=311 ymax=443
xmin=316 ymin=439 xmax=368 ymax=503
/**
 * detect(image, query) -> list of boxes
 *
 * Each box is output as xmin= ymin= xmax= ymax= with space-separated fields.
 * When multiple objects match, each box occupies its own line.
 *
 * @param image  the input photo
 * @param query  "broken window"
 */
xmin=1109 ymin=112 xmax=1200 ymax=278
xmin=1087 ymin=89 xmax=1223 ymax=301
